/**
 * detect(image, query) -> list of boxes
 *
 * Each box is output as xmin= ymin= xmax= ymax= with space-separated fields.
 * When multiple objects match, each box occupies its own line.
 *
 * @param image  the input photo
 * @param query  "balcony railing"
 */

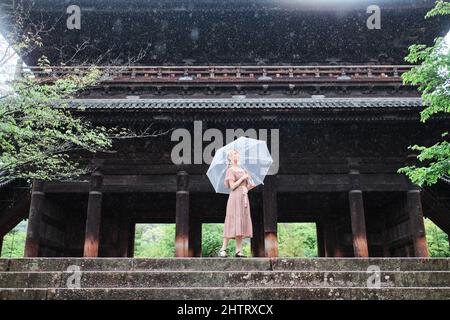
xmin=22 ymin=65 xmax=413 ymax=84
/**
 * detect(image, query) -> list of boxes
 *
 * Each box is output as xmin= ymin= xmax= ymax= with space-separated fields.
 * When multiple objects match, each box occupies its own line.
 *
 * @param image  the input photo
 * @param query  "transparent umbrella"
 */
xmin=206 ymin=136 xmax=273 ymax=194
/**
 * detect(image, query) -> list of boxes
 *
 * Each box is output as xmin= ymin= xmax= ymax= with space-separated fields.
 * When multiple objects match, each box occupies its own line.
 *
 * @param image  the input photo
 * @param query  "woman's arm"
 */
xmin=228 ymin=174 xmax=248 ymax=191
xmin=245 ymin=172 xmax=256 ymax=191
xmin=246 ymin=180 xmax=256 ymax=191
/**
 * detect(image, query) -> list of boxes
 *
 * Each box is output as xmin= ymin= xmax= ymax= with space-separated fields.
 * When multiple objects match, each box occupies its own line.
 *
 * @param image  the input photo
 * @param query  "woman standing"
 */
xmin=218 ymin=149 xmax=256 ymax=258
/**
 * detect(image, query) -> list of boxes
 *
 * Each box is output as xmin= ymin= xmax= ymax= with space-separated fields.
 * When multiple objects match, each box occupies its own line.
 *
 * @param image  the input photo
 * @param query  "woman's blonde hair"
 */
xmin=226 ymin=149 xmax=239 ymax=166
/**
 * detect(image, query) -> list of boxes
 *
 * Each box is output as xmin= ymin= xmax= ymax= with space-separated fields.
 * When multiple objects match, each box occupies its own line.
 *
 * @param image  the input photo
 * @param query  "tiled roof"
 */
xmin=66 ymin=98 xmax=423 ymax=110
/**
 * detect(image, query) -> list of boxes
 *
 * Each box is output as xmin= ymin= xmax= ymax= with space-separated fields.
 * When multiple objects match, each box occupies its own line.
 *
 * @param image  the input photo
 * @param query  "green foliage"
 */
xmin=401 ymin=37 xmax=450 ymax=123
xmin=134 ymin=224 xmax=175 ymax=257
xmin=278 ymin=223 xmax=318 ymax=257
xmin=201 ymin=223 xmax=251 ymax=257
xmin=1 ymin=221 xmax=27 ymax=257
xmin=0 ymin=11 xmax=137 ymax=183
xmin=201 ymin=223 xmax=226 ymax=257
xmin=425 ymin=0 xmax=450 ymax=18
xmin=397 ymin=2 xmax=450 ymax=187
xmin=0 ymin=68 xmax=116 ymax=182
xmin=425 ymin=219 xmax=450 ymax=257
xmin=133 ymin=223 xmax=317 ymax=257
xmin=398 ymin=135 xmax=450 ymax=186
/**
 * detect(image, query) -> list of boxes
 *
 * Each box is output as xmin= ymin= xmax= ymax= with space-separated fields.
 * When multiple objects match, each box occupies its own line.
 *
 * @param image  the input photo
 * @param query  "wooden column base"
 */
xmin=175 ymin=171 xmax=190 ymax=257
xmin=264 ymin=232 xmax=278 ymax=257
xmin=349 ymin=190 xmax=369 ymax=257
xmin=407 ymin=190 xmax=429 ymax=257
xmin=83 ymin=191 xmax=103 ymax=257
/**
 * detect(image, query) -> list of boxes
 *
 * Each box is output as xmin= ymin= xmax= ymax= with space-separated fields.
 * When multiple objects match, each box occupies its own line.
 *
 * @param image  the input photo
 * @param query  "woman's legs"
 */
xmin=220 ymin=237 xmax=229 ymax=251
xmin=235 ymin=236 xmax=243 ymax=253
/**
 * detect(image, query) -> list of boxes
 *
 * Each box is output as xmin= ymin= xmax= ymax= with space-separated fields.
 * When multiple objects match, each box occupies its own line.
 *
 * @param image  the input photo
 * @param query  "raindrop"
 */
xmin=191 ymin=27 xmax=200 ymax=41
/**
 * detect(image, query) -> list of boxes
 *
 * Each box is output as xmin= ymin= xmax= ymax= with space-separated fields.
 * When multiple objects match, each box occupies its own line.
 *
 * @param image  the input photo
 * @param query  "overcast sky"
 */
xmin=0 ymin=33 xmax=19 ymax=92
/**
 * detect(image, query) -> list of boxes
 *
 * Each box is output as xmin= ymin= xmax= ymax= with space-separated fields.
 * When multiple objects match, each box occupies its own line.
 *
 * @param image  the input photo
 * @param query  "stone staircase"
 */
xmin=0 ymin=258 xmax=449 ymax=300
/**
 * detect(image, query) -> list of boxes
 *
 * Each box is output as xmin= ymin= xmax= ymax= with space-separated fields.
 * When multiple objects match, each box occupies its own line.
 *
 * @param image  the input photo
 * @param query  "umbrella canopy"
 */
xmin=206 ymin=137 xmax=273 ymax=194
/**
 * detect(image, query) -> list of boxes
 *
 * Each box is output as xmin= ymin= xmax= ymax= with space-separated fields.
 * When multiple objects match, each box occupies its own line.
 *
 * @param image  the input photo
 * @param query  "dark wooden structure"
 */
xmin=1 ymin=0 xmax=449 ymax=258
xmin=15 ymin=91 xmax=450 ymax=258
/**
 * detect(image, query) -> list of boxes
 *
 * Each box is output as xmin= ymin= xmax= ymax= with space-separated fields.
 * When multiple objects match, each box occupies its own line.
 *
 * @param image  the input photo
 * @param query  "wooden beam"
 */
xmin=175 ymin=171 xmax=190 ymax=257
xmin=0 ymin=191 xmax=31 ymax=237
xmin=83 ymin=171 xmax=103 ymax=257
xmin=349 ymin=190 xmax=369 ymax=257
xmin=0 ymin=235 xmax=3 ymax=256
xmin=42 ymin=173 xmax=412 ymax=193
xmin=276 ymin=174 xmax=411 ymax=192
xmin=263 ymin=175 xmax=278 ymax=257
xmin=83 ymin=157 xmax=408 ymax=176
xmin=406 ymin=189 xmax=429 ymax=257
xmin=24 ymin=180 xmax=45 ymax=257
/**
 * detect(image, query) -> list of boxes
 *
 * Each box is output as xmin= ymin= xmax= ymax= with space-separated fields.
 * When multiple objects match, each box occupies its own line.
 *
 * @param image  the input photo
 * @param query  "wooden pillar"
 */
xmin=0 ymin=235 xmax=3 ymax=256
xmin=83 ymin=171 xmax=103 ymax=257
xmin=407 ymin=189 xmax=429 ymax=257
xmin=175 ymin=171 xmax=189 ymax=257
xmin=316 ymin=222 xmax=325 ymax=257
xmin=188 ymin=218 xmax=202 ymax=257
xmin=25 ymin=180 xmax=45 ymax=257
xmin=251 ymin=206 xmax=265 ymax=257
xmin=333 ymin=218 xmax=345 ymax=257
xmin=263 ymin=175 xmax=278 ymax=257
xmin=117 ymin=213 xmax=130 ymax=257
xmin=380 ymin=213 xmax=391 ymax=257
xmin=323 ymin=219 xmax=336 ymax=257
xmin=127 ymin=223 xmax=135 ymax=257
xmin=349 ymin=190 xmax=369 ymax=257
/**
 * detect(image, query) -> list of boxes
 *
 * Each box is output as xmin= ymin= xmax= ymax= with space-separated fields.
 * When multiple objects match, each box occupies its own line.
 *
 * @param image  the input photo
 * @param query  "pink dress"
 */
xmin=223 ymin=167 xmax=253 ymax=239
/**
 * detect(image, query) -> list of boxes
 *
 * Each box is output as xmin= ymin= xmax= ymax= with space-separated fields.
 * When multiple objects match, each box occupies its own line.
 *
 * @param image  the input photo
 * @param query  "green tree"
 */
xmin=201 ymin=223 xmax=251 ymax=257
xmin=0 ymin=3 xmax=115 ymax=182
xmin=0 ymin=65 xmax=116 ymax=182
xmin=132 ymin=223 xmax=319 ymax=257
xmin=1 ymin=222 xmax=26 ymax=257
xmin=201 ymin=223 xmax=225 ymax=257
xmin=278 ymin=223 xmax=318 ymax=257
xmin=134 ymin=224 xmax=175 ymax=257
xmin=0 ymin=3 xmax=146 ymax=183
xmin=425 ymin=219 xmax=450 ymax=257
xmin=397 ymin=0 xmax=450 ymax=186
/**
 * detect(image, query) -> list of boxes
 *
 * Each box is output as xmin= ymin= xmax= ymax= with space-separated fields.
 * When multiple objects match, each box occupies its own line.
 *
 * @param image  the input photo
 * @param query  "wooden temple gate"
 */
xmin=1 ymin=0 xmax=449 ymax=259
xmin=21 ymin=96 xmax=445 ymax=258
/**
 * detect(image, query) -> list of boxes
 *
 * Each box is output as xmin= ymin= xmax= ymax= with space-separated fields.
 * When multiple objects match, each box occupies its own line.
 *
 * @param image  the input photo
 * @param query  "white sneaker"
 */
xmin=218 ymin=249 xmax=228 ymax=257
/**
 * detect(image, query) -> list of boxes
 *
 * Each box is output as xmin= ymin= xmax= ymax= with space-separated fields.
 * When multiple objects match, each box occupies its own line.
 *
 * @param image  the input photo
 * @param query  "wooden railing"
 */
xmin=23 ymin=65 xmax=413 ymax=83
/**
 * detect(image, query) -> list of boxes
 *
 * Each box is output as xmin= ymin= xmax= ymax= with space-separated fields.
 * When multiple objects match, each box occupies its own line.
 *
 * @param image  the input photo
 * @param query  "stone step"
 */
xmin=1 ymin=258 xmax=449 ymax=272
xmin=1 ymin=287 xmax=450 ymax=300
xmin=1 ymin=270 xmax=450 ymax=288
